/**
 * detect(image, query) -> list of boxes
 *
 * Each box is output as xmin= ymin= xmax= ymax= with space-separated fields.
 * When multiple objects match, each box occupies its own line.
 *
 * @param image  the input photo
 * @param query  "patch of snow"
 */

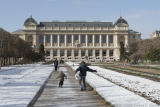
xmin=90 ymin=66 xmax=160 ymax=104
xmin=66 ymin=62 xmax=159 ymax=106
xmin=0 ymin=63 xmax=54 ymax=107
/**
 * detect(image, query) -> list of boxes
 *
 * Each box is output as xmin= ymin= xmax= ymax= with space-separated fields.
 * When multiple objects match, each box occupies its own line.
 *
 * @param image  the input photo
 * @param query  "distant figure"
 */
xmin=56 ymin=71 xmax=67 ymax=88
xmin=60 ymin=59 xmax=64 ymax=64
xmin=54 ymin=59 xmax=58 ymax=71
xmin=75 ymin=61 xmax=97 ymax=91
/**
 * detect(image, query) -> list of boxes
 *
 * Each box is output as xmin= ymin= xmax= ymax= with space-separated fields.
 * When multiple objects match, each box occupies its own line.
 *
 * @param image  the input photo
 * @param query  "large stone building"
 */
xmin=150 ymin=30 xmax=160 ymax=39
xmin=13 ymin=16 xmax=141 ymax=61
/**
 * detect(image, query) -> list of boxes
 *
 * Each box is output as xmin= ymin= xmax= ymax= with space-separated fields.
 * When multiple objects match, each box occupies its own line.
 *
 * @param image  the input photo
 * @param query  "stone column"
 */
xmin=65 ymin=49 xmax=67 ymax=57
xmin=50 ymin=49 xmax=53 ymax=60
xmin=51 ymin=35 xmax=53 ymax=47
xmin=92 ymin=34 xmax=95 ymax=47
xmin=71 ymin=49 xmax=74 ymax=57
xmin=100 ymin=49 xmax=102 ymax=58
xmin=24 ymin=35 xmax=26 ymax=41
xmin=114 ymin=49 xmax=120 ymax=60
xmin=32 ymin=34 xmax=39 ymax=51
xmin=86 ymin=34 xmax=88 ymax=47
xmin=107 ymin=35 xmax=109 ymax=47
xmin=114 ymin=34 xmax=118 ymax=48
xmin=58 ymin=34 xmax=60 ymax=47
xmin=43 ymin=35 xmax=46 ymax=46
xmin=65 ymin=34 xmax=67 ymax=47
xmin=125 ymin=35 xmax=128 ymax=48
xmin=79 ymin=49 xmax=81 ymax=57
xmin=100 ymin=34 xmax=102 ymax=47
xmin=107 ymin=49 xmax=109 ymax=57
xmin=93 ymin=49 xmax=95 ymax=57
xmin=78 ymin=34 xmax=81 ymax=44
xmin=85 ymin=49 xmax=88 ymax=56
xmin=72 ymin=34 xmax=74 ymax=47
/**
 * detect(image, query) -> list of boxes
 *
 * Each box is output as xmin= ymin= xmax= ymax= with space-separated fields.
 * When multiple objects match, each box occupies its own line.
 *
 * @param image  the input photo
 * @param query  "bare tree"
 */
xmin=129 ymin=37 xmax=160 ymax=63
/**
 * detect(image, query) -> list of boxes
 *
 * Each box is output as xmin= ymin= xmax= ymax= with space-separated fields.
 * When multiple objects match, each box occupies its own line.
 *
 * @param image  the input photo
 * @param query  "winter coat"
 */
xmin=76 ymin=64 xmax=94 ymax=76
xmin=54 ymin=60 xmax=58 ymax=66
xmin=56 ymin=72 xmax=67 ymax=81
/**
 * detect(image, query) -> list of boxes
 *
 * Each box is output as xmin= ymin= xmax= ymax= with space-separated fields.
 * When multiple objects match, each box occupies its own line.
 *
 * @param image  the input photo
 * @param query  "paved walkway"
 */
xmin=32 ymin=65 xmax=109 ymax=107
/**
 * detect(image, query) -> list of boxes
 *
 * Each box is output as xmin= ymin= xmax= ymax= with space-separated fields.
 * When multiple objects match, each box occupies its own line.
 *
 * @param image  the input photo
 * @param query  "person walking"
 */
xmin=75 ymin=61 xmax=97 ymax=91
xmin=54 ymin=59 xmax=58 ymax=71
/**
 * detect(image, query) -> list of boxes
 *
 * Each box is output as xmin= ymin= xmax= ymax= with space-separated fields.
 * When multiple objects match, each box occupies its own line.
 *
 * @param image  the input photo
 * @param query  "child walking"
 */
xmin=56 ymin=71 xmax=67 ymax=88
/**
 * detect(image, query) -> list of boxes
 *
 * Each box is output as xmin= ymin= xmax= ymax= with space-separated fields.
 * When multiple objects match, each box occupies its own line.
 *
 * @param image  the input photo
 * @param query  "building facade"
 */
xmin=150 ymin=30 xmax=160 ymax=39
xmin=13 ymin=16 xmax=141 ymax=61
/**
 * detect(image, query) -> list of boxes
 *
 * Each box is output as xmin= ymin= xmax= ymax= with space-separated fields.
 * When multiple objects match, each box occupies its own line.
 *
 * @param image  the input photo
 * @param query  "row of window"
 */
xmin=46 ymin=49 xmax=114 ymax=57
xmin=0 ymin=42 xmax=8 ymax=48
xmin=39 ymin=34 xmax=113 ymax=44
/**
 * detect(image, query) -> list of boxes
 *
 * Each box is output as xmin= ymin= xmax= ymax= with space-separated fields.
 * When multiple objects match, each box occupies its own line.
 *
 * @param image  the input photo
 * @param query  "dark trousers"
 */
xmin=79 ymin=76 xmax=86 ymax=90
xmin=55 ymin=65 xmax=58 ymax=71
xmin=59 ymin=81 xmax=63 ymax=87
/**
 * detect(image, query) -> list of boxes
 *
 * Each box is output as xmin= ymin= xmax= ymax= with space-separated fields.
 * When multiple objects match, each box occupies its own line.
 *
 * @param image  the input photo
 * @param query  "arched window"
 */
xmin=67 ymin=34 xmax=72 ymax=43
xmin=109 ymin=35 xmax=113 ymax=43
xmin=109 ymin=50 xmax=113 ymax=56
xmin=46 ymin=35 xmax=50 ymax=43
xmin=46 ymin=50 xmax=50 ymax=56
xmin=60 ymin=49 xmax=64 ymax=56
xmin=95 ymin=50 xmax=99 ymax=56
xmin=88 ymin=34 xmax=92 ymax=43
xmin=67 ymin=49 xmax=71 ymax=56
xmin=53 ymin=49 xmax=57 ymax=56
xmin=88 ymin=49 xmax=92 ymax=56
xmin=81 ymin=49 xmax=85 ymax=56
xmin=103 ymin=50 xmax=106 ymax=56
xmin=60 ymin=34 xmax=64 ymax=43
xmin=74 ymin=35 xmax=78 ymax=41
xmin=95 ymin=35 xmax=99 ymax=43
xmin=102 ymin=35 xmax=106 ymax=43
xmin=74 ymin=49 xmax=78 ymax=56
xmin=81 ymin=35 xmax=86 ymax=43
xmin=53 ymin=35 xmax=57 ymax=43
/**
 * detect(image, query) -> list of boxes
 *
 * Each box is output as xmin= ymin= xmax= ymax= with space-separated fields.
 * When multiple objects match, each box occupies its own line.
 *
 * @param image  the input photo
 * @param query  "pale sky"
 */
xmin=1 ymin=0 xmax=160 ymax=39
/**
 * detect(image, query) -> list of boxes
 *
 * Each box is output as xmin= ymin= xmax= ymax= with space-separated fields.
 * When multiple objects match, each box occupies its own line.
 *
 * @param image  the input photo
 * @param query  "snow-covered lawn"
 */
xmin=0 ymin=63 xmax=54 ymax=107
xmin=66 ymin=62 xmax=159 ymax=106
xmin=90 ymin=66 xmax=160 ymax=103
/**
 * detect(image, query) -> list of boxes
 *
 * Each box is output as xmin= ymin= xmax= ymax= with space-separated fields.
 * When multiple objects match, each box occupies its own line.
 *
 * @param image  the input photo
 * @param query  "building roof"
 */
xmin=24 ymin=16 xmax=37 ymax=26
xmin=12 ymin=29 xmax=23 ymax=34
xmin=129 ymin=30 xmax=140 ymax=34
xmin=0 ymin=28 xmax=10 ymax=34
xmin=115 ymin=16 xmax=128 ymax=25
xmin=38 ymin=21 xmax=113 ymax=27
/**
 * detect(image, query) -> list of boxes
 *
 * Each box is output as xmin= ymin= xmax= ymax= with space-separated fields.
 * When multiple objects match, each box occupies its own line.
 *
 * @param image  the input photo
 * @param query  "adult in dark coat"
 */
xmin=75 ymin=61 xmax=97 ymax=91
xmin=54 ymin=59 xmax=58 ymax=71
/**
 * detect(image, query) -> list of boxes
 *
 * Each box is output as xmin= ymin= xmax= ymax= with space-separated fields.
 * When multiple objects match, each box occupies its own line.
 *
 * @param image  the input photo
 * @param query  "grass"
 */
xmin=102 ymin=65 xmax=160 ymax=82
xmin=131 ymin=65 xmax=160 ymax=70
